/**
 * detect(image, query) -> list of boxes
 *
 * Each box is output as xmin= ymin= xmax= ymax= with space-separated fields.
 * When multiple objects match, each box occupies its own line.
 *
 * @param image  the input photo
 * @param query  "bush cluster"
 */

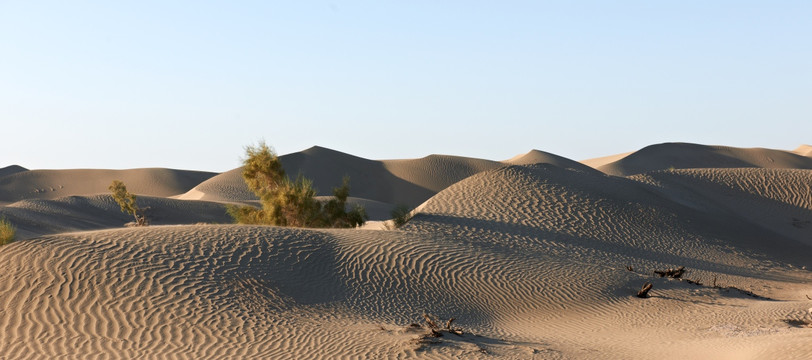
xmin=0 ymin=217 xmax=16 ymax=245
xmin=390 ymin=204 xmax=413 ymax=229
xmin=228 ymin=141 xmax=367 ymax=228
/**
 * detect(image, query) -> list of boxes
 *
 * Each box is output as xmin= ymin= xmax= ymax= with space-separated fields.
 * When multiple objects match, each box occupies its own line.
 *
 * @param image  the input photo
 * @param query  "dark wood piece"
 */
xmin=637 ymin=282 xmax=653 ymax=298
xmin=654 ymin=266 xmax=685 ymax=278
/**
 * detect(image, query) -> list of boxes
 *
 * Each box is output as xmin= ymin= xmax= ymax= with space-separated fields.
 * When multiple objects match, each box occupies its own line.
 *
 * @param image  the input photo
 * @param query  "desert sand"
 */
xmin=1 ymin=142 xmax=811 ymax=359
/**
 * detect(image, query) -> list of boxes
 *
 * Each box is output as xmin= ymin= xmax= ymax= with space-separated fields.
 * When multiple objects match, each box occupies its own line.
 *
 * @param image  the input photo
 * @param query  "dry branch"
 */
xmin=423 ymin=314 xmax=439 ymax=330
xmin=637 ymin=282 xmax=653 ymax=298
xmin=654 ymin=266 xmax=685 ymax=278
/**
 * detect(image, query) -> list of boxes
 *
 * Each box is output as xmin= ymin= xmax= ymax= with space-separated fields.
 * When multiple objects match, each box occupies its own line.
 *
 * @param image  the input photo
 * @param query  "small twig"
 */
xmin=423 ymin=314 xmax=439 ymax=330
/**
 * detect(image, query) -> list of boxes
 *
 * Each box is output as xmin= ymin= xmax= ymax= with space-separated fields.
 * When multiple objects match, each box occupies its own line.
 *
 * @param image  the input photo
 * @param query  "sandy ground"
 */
xmin=1 ymin=143 xmax=811 ymax=359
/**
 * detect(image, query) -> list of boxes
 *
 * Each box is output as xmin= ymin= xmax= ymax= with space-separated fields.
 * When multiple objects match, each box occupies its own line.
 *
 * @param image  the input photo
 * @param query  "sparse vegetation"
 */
xmin=390 ymin=204 xmax=413 ymax=229
xmin=108 ymin=180 xmax=148 ymax=226
xmin=0 ymin=217 xmax=16 ymax=245
xmin=227 ymin=141 xmax=367 ymax=228
xmin=409 ymin=314 xmax=466 ymax=351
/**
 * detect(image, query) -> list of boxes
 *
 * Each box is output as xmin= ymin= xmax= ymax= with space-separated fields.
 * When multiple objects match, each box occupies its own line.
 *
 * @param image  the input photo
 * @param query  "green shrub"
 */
xmin=228 ymin=141 xmax=367 ymax=228
xmin=109 ymin=180 xmax=148 ymax=226
xmin=0 ymin=217 xmax=16 ymax=245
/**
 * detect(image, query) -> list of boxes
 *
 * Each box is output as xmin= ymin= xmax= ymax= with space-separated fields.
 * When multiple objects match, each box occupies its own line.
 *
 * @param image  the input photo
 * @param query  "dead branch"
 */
xmin=423 ymin=314 xmax=439 ymax=330
xmin=637 ymin=282 xmax=653 ymax=298
xmin=654 ymin=266 xmax=685 ymax=278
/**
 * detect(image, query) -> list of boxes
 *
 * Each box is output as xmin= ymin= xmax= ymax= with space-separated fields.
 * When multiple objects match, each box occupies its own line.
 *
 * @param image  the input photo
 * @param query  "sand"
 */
xmin=592 ymin=143 xmax=812 ymax=176
xmin=1 ymin=143 xmax=811 ymax=359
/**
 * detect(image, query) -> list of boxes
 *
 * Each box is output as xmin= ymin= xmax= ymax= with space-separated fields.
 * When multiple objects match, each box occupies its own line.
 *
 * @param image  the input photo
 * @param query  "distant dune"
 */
xmin=793 ymin=144 xmax=812 ymax=157
xmin=0 ymin=168 xmax=216 ymax=204
xmin=1 ymin=143 xmax=811 ymax=359
xmin=579 ymin=151 xmax=633 ymax=169
xmin=0 ymin=195 xmax=231 ymax=239
xmin=505 ymin=149 xmax=602 ymax=174
xmin=0 ymin=165 xmax=27 ymax=178
xmin=595 ymin=142 xmax=812 ymax=176
xmin=178 ymin=146 xmax=593 ymax=213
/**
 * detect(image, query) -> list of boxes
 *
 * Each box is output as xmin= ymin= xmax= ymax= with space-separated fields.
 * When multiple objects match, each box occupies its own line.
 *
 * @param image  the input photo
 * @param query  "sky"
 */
xmin=1 ymin=1 xmax=810 ymax=172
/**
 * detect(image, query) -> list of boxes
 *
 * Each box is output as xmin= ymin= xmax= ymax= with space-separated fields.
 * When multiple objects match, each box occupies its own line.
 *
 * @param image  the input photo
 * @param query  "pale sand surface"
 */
xmin=1 ymin=143 xmax=812 ymax=359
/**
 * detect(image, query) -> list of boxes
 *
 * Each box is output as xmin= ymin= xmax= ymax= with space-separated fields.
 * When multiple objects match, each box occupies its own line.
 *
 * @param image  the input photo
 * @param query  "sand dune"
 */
xmin=597 ymin=143 xmax=812 ymax=176
xmin=631 ymin=168 xmax=812 ymax=248
xmin=178 ymin=146 xmax=436 ymax=207
xmin=505 ymin=149 xmax=602 ymax=174
xmin=579 ymin=151 xmax=633 ymax=169
xmin=179 ymin=146 xmax=584 ymax=210
xmin=0 ymin=194 xmax=231 ymax=239
xmin=793 ymin=144 xmax=812 ymax=157
xmin=1 ymin=144 xmax=812 ymax=358
xmin=0 ymin=165 xmax=27 ymax=178
xmin=0 ymin=168 xmax=216 ymax=204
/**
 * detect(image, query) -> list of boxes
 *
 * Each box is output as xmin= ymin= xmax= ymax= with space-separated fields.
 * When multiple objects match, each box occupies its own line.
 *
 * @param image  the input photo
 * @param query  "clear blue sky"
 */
xmin=2 ymin=1 xmax=810 ymax=172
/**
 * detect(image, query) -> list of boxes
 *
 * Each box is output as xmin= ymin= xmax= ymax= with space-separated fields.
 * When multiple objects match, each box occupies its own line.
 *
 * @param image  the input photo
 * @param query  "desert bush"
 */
xmin=108 ymin=180 xmax=148 ymax=226
xmin=228 ymin=141 xmax=367 ymax=228
xmin=0 ymin=217 xmax=16 ymax=245
xmin=390 ymin=204 xmax=413 ymax=228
